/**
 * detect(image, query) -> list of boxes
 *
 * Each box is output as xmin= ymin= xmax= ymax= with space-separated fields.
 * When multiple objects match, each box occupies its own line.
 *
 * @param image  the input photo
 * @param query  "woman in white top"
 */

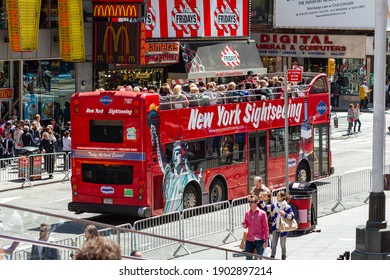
xmin=62 ymin=130 xmax=71 ymax=154
xmin=62 ymin=130 xmax=71 ymax=171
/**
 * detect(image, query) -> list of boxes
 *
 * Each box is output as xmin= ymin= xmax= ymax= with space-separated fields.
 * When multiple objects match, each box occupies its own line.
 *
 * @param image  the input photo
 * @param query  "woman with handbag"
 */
xmin=259 ymin=191 xmax=295 ymax=260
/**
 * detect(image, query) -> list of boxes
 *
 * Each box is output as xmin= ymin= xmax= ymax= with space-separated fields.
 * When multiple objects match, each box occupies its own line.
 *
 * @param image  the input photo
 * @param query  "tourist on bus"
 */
xmin=259 ymin=191 xmax=295 ymax=260
xmin=203 ymin=82 xmax=217 ymax=105
xmin=172 ymin=85 xmax=189 ymax=109
xmin=187 ymin=85 xmax=201 ymax=107
xmin=242 ymin=194 xmax=269 ymax=260
xmin=215 ymin=84 xmax=227 ymax=104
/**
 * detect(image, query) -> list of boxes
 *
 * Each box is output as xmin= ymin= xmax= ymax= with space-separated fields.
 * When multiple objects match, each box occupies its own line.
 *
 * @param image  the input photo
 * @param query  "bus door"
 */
xmin=248 ymin=131 xmax=267 ymax=193
xmin=313 ymin=124 xmax=330 ymax=177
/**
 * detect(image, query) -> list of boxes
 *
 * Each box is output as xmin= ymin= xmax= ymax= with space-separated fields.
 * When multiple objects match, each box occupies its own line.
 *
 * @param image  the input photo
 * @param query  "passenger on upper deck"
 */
xmin=172 ymin=85 xmax=189 ymax=109
xmin=159 ymin=83 xmax=173 ymax=110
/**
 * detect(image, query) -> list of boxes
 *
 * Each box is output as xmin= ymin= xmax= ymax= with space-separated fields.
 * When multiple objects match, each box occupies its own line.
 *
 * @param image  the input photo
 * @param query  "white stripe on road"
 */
xmin=0 ymin=197 xmax=21 ymax=203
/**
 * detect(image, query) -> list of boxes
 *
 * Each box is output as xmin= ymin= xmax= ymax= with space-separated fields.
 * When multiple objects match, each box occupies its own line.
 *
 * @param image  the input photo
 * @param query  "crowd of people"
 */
xmin=111 ymin=71 xmax=306 ymax=110
xmin=242 ymin=176 xmax=296 ymax=260
xmin=0 ymin=113 xmax=71 ymax=177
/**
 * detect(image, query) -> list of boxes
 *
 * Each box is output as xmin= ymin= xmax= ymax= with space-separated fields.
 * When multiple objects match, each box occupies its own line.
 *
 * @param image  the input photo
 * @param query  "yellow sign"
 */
xmin=58 ymin=0 xmax=85 ymax=62
xmin=6 ymin=0 xmax=40 ymax=51
xmin=327 ymin=58 xmax=336 ymax=76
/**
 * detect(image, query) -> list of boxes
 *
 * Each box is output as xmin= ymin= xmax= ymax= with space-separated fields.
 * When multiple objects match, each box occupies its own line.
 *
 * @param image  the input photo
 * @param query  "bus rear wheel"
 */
xmin=209 ymin=179 xmax=226 ymax=203
xmin=296 ymin=163 xmax=310 ymax=182
xmin=183 ymin=184 xmax=199 ymax=209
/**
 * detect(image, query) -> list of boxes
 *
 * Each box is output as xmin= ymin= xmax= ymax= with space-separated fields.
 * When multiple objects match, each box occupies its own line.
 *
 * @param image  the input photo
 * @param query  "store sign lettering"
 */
xmin=254 ymin=33 xmax=359 ymax=58
xmin=187 ymin=102 xmax=303 ymax=130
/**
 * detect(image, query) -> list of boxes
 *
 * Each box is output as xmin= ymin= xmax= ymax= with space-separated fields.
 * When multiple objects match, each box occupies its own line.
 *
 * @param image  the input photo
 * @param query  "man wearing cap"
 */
xmin=244 ymin=71 xmax=255 ymax=84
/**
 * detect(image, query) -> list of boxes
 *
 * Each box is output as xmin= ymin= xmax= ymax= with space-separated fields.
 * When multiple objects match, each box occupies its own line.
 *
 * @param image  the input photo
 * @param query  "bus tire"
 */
xmin=209 ymin=178 xmax=227 ymax=204
xmin=183 ymin=184 xmax=200 ymax=209
xmin=296 ymin=162 xmax=311 ymax=182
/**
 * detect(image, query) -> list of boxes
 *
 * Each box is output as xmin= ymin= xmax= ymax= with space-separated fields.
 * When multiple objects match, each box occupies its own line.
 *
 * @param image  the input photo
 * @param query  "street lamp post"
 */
xmin=351 ymin=0 xmax=390 ymax=260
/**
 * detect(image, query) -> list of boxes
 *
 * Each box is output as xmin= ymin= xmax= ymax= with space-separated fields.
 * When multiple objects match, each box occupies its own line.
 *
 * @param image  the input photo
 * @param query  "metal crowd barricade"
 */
xmin=133 ymin=211 xmax=182 ymax=255
xmin=0 ymin=157 xmax=27 ymax=186
xmin=54 ymin=237 xmax=76 ymax=260
xmin=340 ymin=169 xmax=371 ymax=200
xmin=181 ymin=201 xmax=231 ymax=245
xmin=230 ymin=196 xmax=247 ymax=240
xmin=311 ymin=175 xmax=339 ymax=207
xmin=117 ymin=223 xmax=133 ymax=256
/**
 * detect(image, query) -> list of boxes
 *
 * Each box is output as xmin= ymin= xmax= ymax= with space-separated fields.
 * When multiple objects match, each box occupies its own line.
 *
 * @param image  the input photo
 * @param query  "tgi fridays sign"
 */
xmin=146 ymin=0 xmax=249 ymax=39
xmin=254 ymin=33 xmax=367 ymax=59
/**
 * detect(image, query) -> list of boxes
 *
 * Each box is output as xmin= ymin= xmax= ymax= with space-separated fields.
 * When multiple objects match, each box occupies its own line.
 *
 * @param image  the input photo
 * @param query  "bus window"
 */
xmin=82 ymin=163 xmax=133 ymax=185
xmin=90 ymin=120 xmax=123 ymax=143
xmin=270 ymin=127 xmax=301 ymax=158
xmin=309 ymin=77 xmax=327 ymax=94
xmin=187 ymin=140 xmax=206 ymax=171
xmin=222 ymin=135 xmax=234 ymax=164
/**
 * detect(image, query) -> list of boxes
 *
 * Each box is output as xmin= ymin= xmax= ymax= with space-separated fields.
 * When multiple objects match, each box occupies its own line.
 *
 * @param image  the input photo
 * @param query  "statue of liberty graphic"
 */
xmin=148 ymin=109 xmax=204 ymax=213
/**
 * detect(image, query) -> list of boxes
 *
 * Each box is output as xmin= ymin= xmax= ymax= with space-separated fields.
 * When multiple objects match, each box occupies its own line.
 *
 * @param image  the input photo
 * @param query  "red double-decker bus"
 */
xmin=68 ymin=73 xmax=333 ymax=217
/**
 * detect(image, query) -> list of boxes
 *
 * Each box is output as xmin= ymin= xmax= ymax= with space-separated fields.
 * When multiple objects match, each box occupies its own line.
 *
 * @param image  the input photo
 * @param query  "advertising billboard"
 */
xmin=274 ymin=0 xmax=375 ymax=29
xmin=145 ymin=0 xmax=249 ymax=40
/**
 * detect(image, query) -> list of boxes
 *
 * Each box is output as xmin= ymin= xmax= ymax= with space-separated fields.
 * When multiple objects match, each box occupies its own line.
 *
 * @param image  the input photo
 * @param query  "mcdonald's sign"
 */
xmin=0 ymin=88 xmax=14 ymax=99
xmin=58 ymin=0 xmax=85 ymax=62
xmin=93 ymin=0 xmax=147 ymax=3
xmin=93 ymin=4 xmax=139 ymax=18
xmin=94 ymin=22 xmax=140 ymax=65
xmin=6 ymin=0 xmax=40 ymax=51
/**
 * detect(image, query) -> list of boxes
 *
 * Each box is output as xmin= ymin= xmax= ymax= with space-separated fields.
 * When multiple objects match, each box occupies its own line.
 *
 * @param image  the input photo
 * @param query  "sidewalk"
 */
xmin=0 ymin=173 xmax=67 ymax=192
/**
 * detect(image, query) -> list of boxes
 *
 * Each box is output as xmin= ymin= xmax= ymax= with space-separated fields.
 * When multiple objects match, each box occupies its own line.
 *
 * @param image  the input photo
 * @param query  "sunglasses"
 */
xmin=248 ymin=201 xmax=256 ymax=204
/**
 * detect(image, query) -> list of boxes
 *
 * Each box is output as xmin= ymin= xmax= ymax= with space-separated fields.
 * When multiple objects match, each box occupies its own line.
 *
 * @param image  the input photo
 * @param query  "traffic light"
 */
xmin=327 ymin=58 xmax=336 ymax=76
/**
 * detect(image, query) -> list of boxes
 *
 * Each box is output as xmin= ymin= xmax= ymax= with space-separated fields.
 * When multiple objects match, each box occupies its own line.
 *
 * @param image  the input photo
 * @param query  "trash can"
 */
xmin=18 ymin=146 xmax=42 ymax=181
xmin=333 ymin=116 xmax=338 ymax=128
xmin=288 ymin=182 xmax=318 ymax=232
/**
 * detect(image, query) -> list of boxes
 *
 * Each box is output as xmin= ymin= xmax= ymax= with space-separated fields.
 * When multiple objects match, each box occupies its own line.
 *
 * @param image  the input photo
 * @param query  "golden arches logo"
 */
xmin=103 ymin=25 xmax=130 ymax=55
xmin=93 ymin=5 xmax=105 ymax=16
xmin=94 ymin=4 xmax=138 ymax=17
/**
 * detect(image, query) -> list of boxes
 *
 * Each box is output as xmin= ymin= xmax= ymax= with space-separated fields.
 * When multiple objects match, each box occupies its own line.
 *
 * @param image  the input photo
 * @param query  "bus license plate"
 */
xmin=103 ymin=198 xmax=113 ymax=204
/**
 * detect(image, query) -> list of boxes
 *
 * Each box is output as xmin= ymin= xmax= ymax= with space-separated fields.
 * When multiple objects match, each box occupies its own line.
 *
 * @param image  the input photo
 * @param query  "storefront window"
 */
xmin=40 ymin=0 xmax=58 ymax=28
xmin=251 ymin=0 xmax=273 ymax=24
xmin=336 ymin=58 xmax=366 ymax=96
xmin=23 ymin=60 xmax=74 ymax=124
xmin=95 ymin=68 xmax=164 ymax=90
xmin=261 ymin=56 xmax=278 ymax=73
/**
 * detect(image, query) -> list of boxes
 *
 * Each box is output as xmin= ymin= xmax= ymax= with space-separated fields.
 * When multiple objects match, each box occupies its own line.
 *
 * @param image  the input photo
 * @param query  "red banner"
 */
xmin=146 ymin=0 xmax=249 ymax=40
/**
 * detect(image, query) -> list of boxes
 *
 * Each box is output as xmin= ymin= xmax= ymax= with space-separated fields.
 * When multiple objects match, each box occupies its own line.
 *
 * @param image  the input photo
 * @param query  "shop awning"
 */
xmin=188 ymin=41 xmax=267 ymax=79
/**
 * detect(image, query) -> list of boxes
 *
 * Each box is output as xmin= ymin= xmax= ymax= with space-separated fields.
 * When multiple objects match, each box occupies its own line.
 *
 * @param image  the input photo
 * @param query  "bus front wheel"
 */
xmin=183 ymin=184 xmax=199 ymax=209
xmin=296 ymin=163 xmax=310 ymax=182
